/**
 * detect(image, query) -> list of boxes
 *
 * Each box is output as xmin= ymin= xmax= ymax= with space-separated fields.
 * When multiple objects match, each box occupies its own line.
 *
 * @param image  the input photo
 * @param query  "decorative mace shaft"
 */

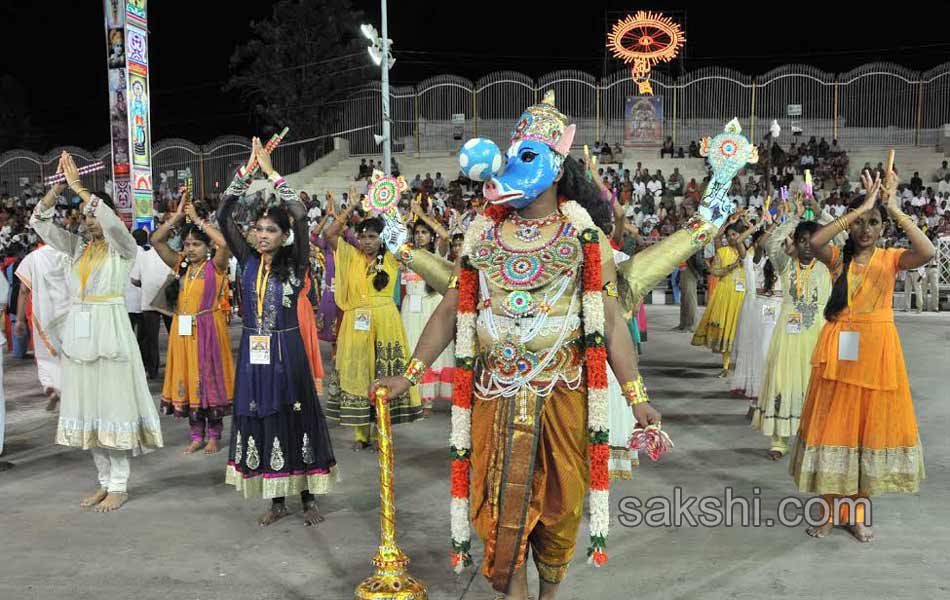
xmin=354 ymin=388 xmax=427 ymax=600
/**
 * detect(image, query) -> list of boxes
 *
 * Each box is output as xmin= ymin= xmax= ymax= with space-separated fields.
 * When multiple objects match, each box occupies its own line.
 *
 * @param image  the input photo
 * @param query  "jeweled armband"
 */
xmin=621 ymin=376 xmax=649 ymax=406
xmin=403 ymin=357 xmax=428 ymax=386
xmin=603 ymin=281 xmax=618 ymax=297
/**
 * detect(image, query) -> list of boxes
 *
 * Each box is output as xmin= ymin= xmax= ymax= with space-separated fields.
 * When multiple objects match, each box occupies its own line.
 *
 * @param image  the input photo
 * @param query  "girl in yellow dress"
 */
xmin=323 ymin=206 xmax=421 ymax=450
xmin=692 ymin=214 xmax=760 ymax=376
xmin=152 ymin=198 xmax=235 ymax=454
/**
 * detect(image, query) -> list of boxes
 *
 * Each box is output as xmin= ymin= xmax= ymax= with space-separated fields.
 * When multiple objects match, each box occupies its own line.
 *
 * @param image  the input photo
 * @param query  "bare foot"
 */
xmin=716 ymin=369 xmax=730 ymax=378
xmin=45 ymin=393 xmax=60 ymax=412
xmin=422 ymin=406 xmax=433 ymax=418
xmin=258 ymin=504 xmax=290 ymax=526
xmin=302 ymin=501 xmax=325 ymax=526
xmin=848 ymin=523 xmax=875 ymax=543
xmin=95 ymin=492 xmax=129 ymax=512
xmin=183 ymin=440 xmax=204 ymax=454
xmin=806 ymin=520 xmax=835 ymax=539
xmin=80 ymin=488 xmax=108 ymax=509
xmin=767 ymin=449 xmax=785 ymax=461
xmin=204 ymin=438 xmax=221 ymax=455
xmin=352 ymin=441 xmax=371 ymax=452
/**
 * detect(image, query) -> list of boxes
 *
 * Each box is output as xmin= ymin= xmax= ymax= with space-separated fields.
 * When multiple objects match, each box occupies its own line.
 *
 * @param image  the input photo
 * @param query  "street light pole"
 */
xmin=380 ymin=0 xmax=392 ymax=176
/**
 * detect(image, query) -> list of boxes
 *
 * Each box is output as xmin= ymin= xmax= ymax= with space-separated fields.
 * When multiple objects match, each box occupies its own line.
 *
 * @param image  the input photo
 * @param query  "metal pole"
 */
xmin=380 ymin=0 xmax=392 ymax=176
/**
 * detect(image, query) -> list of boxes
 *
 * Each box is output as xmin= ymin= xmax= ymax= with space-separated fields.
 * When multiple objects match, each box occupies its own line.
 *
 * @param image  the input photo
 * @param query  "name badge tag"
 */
xmin=838 ymin=331 xmax=859 ymax=362
xmin=354 ymin=308 xmax=371 ymax=332
xmin=735 ymin=280 xmax=745 ymax=292
xmin=75 ymin=311 xmax=92 ymax=338
xmin=249 ymin=335 xmax=271 ymax=365
xmin=762 ymin=304 xmax=777 ymax=324
xmin=177 ymin=315 xmax=194 ymax=337
xmin=786 ymin=313 xmax=803 ymax=334
xmin=409 ymin=294 xmax=423 ymax=313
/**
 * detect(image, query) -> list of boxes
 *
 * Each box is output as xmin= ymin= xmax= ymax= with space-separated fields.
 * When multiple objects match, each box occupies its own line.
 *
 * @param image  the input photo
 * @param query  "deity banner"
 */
xmin=623 ymin=95 xmax=664 ymax=147
xmin=103 ymin=0 xmax=152 ymax=228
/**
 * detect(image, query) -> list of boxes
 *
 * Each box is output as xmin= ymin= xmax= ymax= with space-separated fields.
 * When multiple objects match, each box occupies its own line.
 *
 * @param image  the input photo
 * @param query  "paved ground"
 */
xmin=0 ymin=306 xmax=947 ymax=600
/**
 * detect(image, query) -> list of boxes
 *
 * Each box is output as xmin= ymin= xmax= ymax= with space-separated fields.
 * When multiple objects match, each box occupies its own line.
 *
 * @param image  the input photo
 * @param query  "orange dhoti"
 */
xmin=470 ymin=383 xmax=589 ymax=592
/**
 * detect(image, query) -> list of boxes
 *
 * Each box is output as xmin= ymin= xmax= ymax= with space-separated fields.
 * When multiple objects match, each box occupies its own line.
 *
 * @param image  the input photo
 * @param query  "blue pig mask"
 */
xmin=481 ymin=90 xmax=576 ymax=209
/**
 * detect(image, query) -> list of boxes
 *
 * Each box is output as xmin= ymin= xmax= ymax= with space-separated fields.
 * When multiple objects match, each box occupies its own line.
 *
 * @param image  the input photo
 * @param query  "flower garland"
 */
xmin=448 ymin=198 xmax=611 ymax=571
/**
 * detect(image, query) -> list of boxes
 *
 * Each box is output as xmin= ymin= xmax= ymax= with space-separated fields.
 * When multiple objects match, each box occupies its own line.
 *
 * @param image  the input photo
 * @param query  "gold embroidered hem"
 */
xmin=224 ymin=463 xmax=339 ymax=500
xmin=789 ymin=440 xmax=925 ymax=497
xmin=324 ymin=390 xmax=423 ymax=427
xmin=608 ymin=446 xmax=637 ymax=480
xmin=56 ymin=420 xmax=163 ymax=452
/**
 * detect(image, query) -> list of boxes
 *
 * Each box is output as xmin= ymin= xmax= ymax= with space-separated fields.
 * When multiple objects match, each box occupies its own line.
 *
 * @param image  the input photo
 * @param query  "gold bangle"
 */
xmin=621 ymin=376 xmax=649 ymax=406
xmin=603 ymin=281 xmax=619 ymax=297
xmin=446 ymin=274 xmax=460 ymax=290
xmin=402 ymin=357 xmax=428 ymax=386
xmin=897 ymin=215 xmax=915 ymax=230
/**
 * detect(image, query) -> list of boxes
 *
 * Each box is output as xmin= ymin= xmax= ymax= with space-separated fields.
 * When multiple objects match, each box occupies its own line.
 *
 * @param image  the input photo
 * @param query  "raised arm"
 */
xmin=252 ymin=137 xmax=309 ymax=278
xmin=30 ymin=155 xmax=82 ymax=256
xmin=616 ymin=210 xmax=741 ymax=307
xmin=765 ymin=212 xmax=799 ymax=274
xmin=411 ymin=197 xmax=451 ymax=255
xmin=216 ymin=151 xmax=258 ymax=263
xmin=151 ymin=197 xmax=187 ymax=269
xmin=882 ymin=170 xmax=936 ymax=270
xmin=811 ymin=170 xmax=880 ymax=251
xmin=184 ymin=201 xmax=231 ymax=272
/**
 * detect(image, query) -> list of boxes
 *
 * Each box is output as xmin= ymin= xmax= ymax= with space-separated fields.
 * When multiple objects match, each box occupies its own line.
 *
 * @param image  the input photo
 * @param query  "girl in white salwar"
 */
xmin=15 ymin=244 xmax=70 ymax=411
xmin=729 ymin=226 xmax=782 ymax=405
xmin=29 ymin=153 xmax=163 ymax=511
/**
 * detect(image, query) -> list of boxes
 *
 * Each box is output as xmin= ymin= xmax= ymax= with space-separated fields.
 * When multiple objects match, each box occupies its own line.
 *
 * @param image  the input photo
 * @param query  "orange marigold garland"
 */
xmin=449 ymin=258 xmax=478 ymax=573
xmin=579 ymin=227 xmax=611 ymax=566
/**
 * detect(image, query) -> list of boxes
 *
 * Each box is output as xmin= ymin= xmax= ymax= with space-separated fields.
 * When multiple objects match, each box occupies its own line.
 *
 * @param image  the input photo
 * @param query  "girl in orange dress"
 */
xmin=152 ymin=198 xmax=235 ymax=454
xmin=297 ymin=272 xmax=325 ymax=393
xmin=790 ymin=168 xmax=934 ymax=543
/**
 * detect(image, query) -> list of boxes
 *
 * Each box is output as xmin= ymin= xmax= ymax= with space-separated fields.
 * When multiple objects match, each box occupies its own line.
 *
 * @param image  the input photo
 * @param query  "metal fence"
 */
xmin=339 ymin=61 xmax=950 ymax=155
xmin=3 ymin=61 xmax=948 ymax=200
xmin=0 ymin=134 xmax=336 ymax=202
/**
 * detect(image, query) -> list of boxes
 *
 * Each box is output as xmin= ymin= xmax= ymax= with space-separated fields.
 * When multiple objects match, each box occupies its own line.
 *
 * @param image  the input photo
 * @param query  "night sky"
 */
xmin=0 ymin=1 xmax=946 ymax=152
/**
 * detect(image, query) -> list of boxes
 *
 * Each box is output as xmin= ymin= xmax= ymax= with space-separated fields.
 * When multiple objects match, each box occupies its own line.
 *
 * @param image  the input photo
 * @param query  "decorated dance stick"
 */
xmin=45 ymin=161 xmax=105 ymax=185
xmin=629 ymin=423 xmax=674 ymax=462
xmin=248 ymin=127 xmax=290 ymax=175
xmin=354 ymin=387 xmax=428 ymax=600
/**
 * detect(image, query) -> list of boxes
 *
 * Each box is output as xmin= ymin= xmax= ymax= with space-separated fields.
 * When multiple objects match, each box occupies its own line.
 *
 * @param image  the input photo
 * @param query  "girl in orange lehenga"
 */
xmin=297 ymin=273 xmax=325 ymax=394
xmin=790 ymin=168 xmax=934 ymax=543
xmin=152 ymin=198 xmax=235 ymax=454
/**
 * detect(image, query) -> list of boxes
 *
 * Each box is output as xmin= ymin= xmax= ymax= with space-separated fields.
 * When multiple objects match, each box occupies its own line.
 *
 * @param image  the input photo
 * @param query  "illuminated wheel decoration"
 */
xmin=363 ymin=169 xmax=409 ymax=216
xmin=607 ymin=11 xmax=685 ymax=95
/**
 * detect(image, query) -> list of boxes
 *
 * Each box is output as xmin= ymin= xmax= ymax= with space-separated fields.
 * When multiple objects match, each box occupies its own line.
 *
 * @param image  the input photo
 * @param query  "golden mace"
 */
xmin=354 ymin=387 xmax=428 ymax=600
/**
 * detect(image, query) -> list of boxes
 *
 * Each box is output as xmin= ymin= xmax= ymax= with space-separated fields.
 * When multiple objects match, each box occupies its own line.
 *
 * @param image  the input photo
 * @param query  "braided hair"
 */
xmin=823 ymin=197 xmax=887 ymax=321
xmin=357 ymin=217 xmax=389 ymax=291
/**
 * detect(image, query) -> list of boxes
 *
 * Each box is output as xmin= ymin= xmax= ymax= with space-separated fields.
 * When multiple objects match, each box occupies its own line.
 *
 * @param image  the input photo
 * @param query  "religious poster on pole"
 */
xmin=103 ymin=0 xmax=152 ymax=229
xmin=103 ymin=0 xmax=132 ymax=225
